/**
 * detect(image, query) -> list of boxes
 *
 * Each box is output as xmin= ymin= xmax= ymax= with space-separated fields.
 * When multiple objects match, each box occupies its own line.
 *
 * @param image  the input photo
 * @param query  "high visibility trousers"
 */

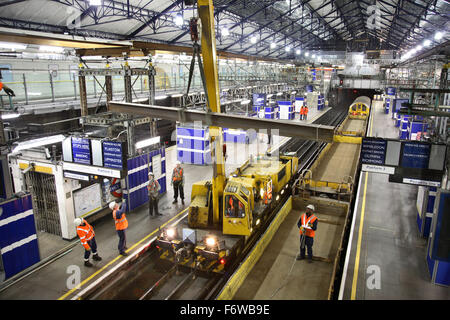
xmin=117 ymin=229 xmax=127 ymax=254
xmin=173 ymin=181 xmax=184 ymax=200
xmin=300 ymin=236 xmax=314 ymax=260
xmin=84 ymin=237 xmax=98 ymax=261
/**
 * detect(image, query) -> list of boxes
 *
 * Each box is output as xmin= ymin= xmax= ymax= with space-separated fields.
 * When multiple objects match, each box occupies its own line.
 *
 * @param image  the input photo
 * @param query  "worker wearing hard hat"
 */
xmin=297 ymin=204 xmax=318 ymax=263
xmin=74 ymin=218 xmax=102 ymax=267
xmin=147 ymin=172 xmax=162 ymax=217
xmin=171 ymin=161 xmax=185 ymax=205
xmin=0 ymin=71 xmax=15 ymax=97
xmin=109 ymin=200 xmax=128 ymax=256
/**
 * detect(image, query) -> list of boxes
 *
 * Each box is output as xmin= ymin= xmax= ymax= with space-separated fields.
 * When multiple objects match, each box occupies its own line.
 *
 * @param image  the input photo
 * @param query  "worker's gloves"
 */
xmin=4 ymin=87 xmax=15 ymax=97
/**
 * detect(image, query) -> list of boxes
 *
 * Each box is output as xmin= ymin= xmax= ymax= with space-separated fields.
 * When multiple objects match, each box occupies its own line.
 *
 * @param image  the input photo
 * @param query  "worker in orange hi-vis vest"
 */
xmin=147 ymin=172 xmax=162 ymax=217
xmin=109 ymin=201 xmax=128 ymax=256
xmin=0 ymin=79 xmax=15 ymax=97
xmin=297 ymin=204 xmax=318 ymax=263
xmin=299 ymin=105 xmax=305 ymax=120
xmin=304 ymin=106 xmax=309 ymax=121
xmin=74 ymin=218 xmax=102 ymax=267
xmin=171 ymin=161 xmax=185 ymax=205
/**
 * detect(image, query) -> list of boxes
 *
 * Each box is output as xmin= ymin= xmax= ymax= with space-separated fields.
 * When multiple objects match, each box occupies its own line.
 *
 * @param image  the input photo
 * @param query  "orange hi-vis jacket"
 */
xmin=299 ymin=213 xmax=317 ymax=238
xmin=300 ymin=106 xmax=305 ymax=115
xmin=76 ymin=219 xmax=95 ymax=250
xmin=0 ymin=82 xmax=3 ymax=91
xmin=304 ymin=106 xmax=309 ymax=114
xmin=172 ymin=167 xmax=183 ymax=182
xmin=113 ymin=208 xmax=128 ymax=230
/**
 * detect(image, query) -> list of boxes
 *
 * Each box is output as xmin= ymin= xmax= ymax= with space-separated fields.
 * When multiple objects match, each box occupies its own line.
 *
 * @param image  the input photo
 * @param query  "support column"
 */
xmin=78 ymin=71 xmax=88 ymax=117
xmin=105 ymin=75 xmax=113 ymax=110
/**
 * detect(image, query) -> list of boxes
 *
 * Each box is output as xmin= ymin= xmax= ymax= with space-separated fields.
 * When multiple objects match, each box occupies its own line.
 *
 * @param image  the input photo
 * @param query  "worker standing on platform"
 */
xmin=109 ymin=200 xmax=128 ymax=256
xmin=304 ymin=105 xmax=309 ymax=121
xmin=297 ymin=204 xmax=318 ymax=263
xmin=300 ymin=105 xmax=305 ymax=120
xmin=74 ymin=218 xmax=102 ymax=267
xmin=171 ymin=161 xmax=185 ymax=205
xmin=147 ymin=172 xmax=162 ymax=217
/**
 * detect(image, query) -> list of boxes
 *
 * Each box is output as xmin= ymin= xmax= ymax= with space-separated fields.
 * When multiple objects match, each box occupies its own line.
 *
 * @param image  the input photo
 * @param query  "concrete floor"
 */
xmin=339 ymin=100 xmax=450 ymax=299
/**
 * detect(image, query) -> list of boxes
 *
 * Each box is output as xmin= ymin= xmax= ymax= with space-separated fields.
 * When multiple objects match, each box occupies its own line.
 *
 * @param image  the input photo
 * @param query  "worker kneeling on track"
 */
xmin=74 ymin=218 xmax=102 ymax=267
xmin=297 ymin=204 xmax=318 ymax=263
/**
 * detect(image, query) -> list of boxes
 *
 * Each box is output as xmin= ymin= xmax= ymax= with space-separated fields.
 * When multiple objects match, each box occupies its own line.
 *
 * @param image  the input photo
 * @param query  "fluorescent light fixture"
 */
xmin=296 ymin=49 xmax=301 ymax=55
xmin=312 ymin=54 xmax=316 ymax=58
xmin=222 ymin=28 xmax=229 ymax=37
xmin=154 ymin=95 xmax=168 ymax=100
xmin=135 ymin=136 xmax=160 ymax=149
xmin=277 ymin=92 xmax=283 ymax=96
xmin=415 ymin=45 xmax=422 ymax=51
xmin=39 ymin=45 xmax=64 ymax=53
xmin=267 ymin=94 xmax=274 ymax=98
xmin=240 ymin=99 xmax=251 ymax=105
xmin=1 ymin=113 xmax=20 ymax=120
xmin=305 ymin=52 xmax=309 ymax=57
xmin=175 ymin=14 xmax=183 ymax=26
xmin=423 ymin=39 xmax=432 ymax=47
xmin=285 ymin=46 xmax=291 ymax=52
xmin=170 ymin=93 xmax=183 ymax=98
xmin=434 ymin=31 xmax=443 ymax=40
xmin=0 ymin=42 xmax=27 ymax=50
xmin=13 ymin=134 xmax=65 ymax=153
xmin=270 ymin=42 xmax=276 ymax=49
xmin=250 ymin=36 xmax=257 ymax=44
xmin=89 ymin=0 xmax=102 ymax=5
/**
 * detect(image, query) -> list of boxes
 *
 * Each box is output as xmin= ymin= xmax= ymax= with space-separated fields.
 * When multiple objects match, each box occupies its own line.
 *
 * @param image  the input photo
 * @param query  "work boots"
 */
xmin=93 ymin=254 xmax=102 ymax=261
xmin=84 ymin=260 xmax=93 ymax=267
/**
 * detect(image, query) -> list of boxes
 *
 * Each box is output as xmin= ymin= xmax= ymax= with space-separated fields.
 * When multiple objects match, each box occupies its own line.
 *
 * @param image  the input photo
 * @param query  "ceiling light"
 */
xmin=305 ymin=52 xmax=309 ymax=57
xmin=285 ymin=46 xmax=291 ymax=52
xmin=135 ymin=136 xmax=160 ymax=149
xmin=270 ymin=42 xmax=277 ymax=49
xmin=312 ymin=54 xmax=316 ymax=58
xmin=222 ymin=28 xmax=229 ymax=37
xmin=174 ymin=14 xmax=183 ymax=26
xmin=296 ymin=49 xmax=301 ymax=55
xmin=423 ymin=39 xmax=432 ymax=47
xmin=415 ymin=45 xmax=422 ymax=51
xmin=1 ymin=113 xmax=20 ymax=120
xmin=434 ymin=31 xmax=443 ymax=40
xmin=12 ymin=135 xmax=65 ymax=153
xmin=89 ymin=0 xmax=102 ymax=5
xmin=39 ymin=45 xmax=64 ymax=53
xmin=250 ymin=36 xmax=257 ymax=44
xmin=0 ymin=42 xmax=27 ymax=50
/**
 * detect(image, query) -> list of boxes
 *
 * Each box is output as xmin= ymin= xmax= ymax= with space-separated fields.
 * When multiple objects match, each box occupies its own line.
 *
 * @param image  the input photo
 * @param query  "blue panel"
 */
xmin=102 ymin=141 xmax=124 ymax=170
xmin=72 ymin=137 xmax=91 ymax=165
xmin=434 ymin=261 xmax=450 ymax=286
xmin=431 ymin=192 xmax=450 ymax=262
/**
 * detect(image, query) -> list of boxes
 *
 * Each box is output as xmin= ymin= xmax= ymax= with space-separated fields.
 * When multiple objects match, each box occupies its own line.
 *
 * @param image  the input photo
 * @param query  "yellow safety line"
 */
xmin=57 ymin=208 xmax=188 ymax=300
xmin=350 ymin=102 xmax=374 ymax=299
xmin=350 ymin=171 xmax=368 ymax=300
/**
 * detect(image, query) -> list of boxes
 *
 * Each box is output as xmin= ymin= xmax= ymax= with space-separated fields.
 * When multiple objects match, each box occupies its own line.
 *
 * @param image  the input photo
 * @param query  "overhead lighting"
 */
xmin=305 ymin=52 xmax=309 ymax=57
xmin=1 ymin=113 xmax=20 ymax=120
xmin=222 ymin=28 xmax=229 ymax=37
xmin=154 ymin=95 xmax=168 ymax=100
xmin=250 ymin=36 xmax=257 ymax=44
xmin=423 ymin=39 xmax=432 ymax=47
xmin=285 ymin=46 xmax=291 ymax=52
xmin=89 ymin=0 xmax=102 ymax=5
xmin=39 ymin=45 xmax=64 ymax=53
xmin=0 ymin=42 xmax=27 ymax=50
xmin=415 ymin=45 xmax=422 ymax=51
xmin=312 ymin=54 xmax=316 ymax=58
xmin=270 ymin=42 xmax=277 ymax=49
xmin=12 ymin=134 xmax=66 ymax=153
xmin=174 ymin=14 xmax=183 ymax=26
xmin=434 ymin=31 xmax=443 ymax=41
xmin=135 ymin=136 xmax=160 ymax=149
xmin=240 ymin=99 xmax=251 ymax=105
xmin=296 ymin=49 xmax=301 ymax=55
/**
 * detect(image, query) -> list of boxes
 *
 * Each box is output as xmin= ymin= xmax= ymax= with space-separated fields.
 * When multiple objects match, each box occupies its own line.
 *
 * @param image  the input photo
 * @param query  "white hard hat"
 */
xmin=306 ymin=204 xmax=315 ymax=211
xmin=74 ymin=218 xmax=82 ymax=227
xmin=148 ymin=172 xmax=154 ymax=176
xmin=176 ymin=161 xmax=181 ymax=165
xmin=109 ymin=202 xmax=117 ymax=210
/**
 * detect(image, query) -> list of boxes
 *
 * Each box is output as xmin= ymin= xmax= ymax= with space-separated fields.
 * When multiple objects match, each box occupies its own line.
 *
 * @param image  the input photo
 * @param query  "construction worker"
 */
xmin=147 ymin=172 xmax=162 ymax=217
xmin=0 ymin=79 xmax=15 ymax=97
xmin=297 ymin=204 xmax=318 ymax=263
xmin=171 ymin=161 xmax=185 ymax=205
xmin=74 ymin=218 xmax=102 ymax=267
xmin=300 ymin=105 xmax=305 ymax=120
xmin=109 ymin=200 xmax=128 ymax=256
xmin=304 ymin=105 xmax=309 ymax=121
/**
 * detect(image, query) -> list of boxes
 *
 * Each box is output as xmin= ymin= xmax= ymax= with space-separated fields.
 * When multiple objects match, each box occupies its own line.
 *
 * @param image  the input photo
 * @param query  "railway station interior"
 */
xmin=0 ymin=0 xmax=449 ymax=307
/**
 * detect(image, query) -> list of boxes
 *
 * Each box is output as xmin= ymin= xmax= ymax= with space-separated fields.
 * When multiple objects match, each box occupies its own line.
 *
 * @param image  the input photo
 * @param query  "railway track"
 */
xmin=81 ymin=107 xmax=349 ymax=301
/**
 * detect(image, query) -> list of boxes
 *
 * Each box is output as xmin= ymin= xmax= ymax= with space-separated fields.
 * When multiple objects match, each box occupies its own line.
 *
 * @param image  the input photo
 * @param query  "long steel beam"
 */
xmin=108 ymin=102 xmax=335 ymax=142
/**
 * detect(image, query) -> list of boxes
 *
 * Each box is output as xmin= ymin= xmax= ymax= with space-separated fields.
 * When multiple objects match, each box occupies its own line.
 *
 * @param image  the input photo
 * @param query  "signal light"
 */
xmin=219 ymin=258 xmax=226 ymax=265
xmin=156 ymin=245 xmax=160 ymax=249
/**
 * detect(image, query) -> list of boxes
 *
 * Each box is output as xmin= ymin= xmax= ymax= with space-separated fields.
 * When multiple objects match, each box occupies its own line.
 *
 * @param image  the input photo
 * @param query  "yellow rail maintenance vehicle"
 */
xmin=155 ymin=154 xmax=298 ymax=274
